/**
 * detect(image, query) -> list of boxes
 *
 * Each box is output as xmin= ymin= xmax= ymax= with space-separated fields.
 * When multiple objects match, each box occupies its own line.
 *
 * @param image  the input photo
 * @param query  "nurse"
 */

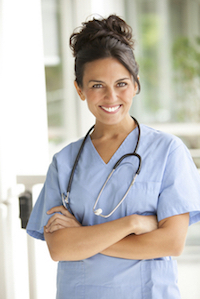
xmin=27 ymin=15 xmax=200 ymax=298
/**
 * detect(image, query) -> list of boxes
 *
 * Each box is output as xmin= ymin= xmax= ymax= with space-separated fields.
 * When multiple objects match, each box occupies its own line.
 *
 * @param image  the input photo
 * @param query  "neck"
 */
xmin=91 ymin=115 xmax=137 ymax=140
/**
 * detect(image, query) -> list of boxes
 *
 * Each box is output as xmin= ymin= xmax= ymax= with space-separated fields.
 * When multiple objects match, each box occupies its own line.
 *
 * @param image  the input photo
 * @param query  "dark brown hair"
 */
xmin=69 ymin=15 xmax=140 ymax=93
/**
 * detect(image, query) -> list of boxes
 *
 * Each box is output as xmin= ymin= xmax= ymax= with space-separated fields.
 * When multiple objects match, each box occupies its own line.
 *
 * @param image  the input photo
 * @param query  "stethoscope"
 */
xmin=62 ymin=116 xmax=142 ymax=218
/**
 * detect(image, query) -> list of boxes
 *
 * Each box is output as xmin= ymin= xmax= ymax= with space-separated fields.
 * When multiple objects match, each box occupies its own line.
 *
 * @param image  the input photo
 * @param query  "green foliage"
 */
xmin=138 ymin=14 xmax=160 ymax=79
xmin=172 ymin=36 xmax=200 ymax=81
xmin=172 ymin=36 xmax=200 ymax=122
xmin=45 ymin=64 xmax=64 ymax=128
xmin=140 ymin=14 xmax=160 ymax=49
xmin=45 ymin=64 xmax=63 ymax=92
xmin=137 ymin=14 xmax=160 ymax=112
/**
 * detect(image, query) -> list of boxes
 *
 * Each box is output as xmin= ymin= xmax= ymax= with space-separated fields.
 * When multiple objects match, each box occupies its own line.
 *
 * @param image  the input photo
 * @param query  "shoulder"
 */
xmin=52 ymin=138 xmax=84 ymax=169
xmin=140 ymin=124 xmax=184 ymax=154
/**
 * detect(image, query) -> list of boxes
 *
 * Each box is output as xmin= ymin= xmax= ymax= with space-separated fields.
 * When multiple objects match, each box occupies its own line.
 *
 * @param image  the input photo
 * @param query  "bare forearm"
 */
xmin=45 ymin=206 xmax=189 ymax=262
xmin=101 ymin=229 xmax=176 ymax=259
xmin=44 ymin=216 xmax=133 ymax=261
xmin=102 ymin=213 xmax=189 ymax=260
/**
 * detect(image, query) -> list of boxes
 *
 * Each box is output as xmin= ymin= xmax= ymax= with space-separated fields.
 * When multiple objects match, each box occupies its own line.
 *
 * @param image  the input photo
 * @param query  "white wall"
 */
xmin=0 ymin=0 xmax=50 ymax=298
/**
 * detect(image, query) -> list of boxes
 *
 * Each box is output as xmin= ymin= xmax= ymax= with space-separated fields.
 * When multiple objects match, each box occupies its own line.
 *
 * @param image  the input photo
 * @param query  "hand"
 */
xmin=132 ymin=214 xmax=158 ymax=235
xmin=45 ymin=205 xmax=81 ymax=233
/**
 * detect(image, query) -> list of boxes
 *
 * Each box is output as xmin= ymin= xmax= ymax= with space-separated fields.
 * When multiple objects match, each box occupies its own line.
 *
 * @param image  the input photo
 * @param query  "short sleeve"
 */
xmin=157 ymin=143 xmax=200 ymax=225
xmin=26 ymin=155 xmax=62 ymax=240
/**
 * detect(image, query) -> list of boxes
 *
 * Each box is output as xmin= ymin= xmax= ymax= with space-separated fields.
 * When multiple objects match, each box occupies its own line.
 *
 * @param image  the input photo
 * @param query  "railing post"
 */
xmin=17 ymin=175 xmax=45 ymax=299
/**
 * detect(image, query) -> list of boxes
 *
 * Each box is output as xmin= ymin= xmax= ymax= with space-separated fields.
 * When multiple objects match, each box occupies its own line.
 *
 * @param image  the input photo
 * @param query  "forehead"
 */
xmin=82 ymin=57 xmax=132 ymax=83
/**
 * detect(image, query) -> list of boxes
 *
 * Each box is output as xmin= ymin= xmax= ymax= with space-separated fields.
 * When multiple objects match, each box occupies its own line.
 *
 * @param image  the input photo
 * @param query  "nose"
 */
xmin=104 ymin=87 xmax=117 ymax=101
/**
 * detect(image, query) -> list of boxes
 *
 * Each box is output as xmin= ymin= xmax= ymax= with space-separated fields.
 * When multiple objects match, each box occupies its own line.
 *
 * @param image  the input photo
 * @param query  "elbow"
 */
xmin=49 ymin=249 xmax=61 ymax=262
xmin=48 ymin=246 xmax=72 ymax=262
xmin=159 ymin=232 xmax=186 ymax=257
xmin=171 ymin=245 xmax=184 ymax=257
xmin=169 ymin=239 xmax=186 ymax=257
xmin=44 ymin=229 xmax=89 ymax=261
xmin=44 ymin=230 xmax=69 ymax=262
xmin=47 ymin=242 xmax=74 ymax=261
xmin=46 ymin=242 xmax=62 ymax=261
xmin=49 ymin=250 xmax=85 ymax=262
xmin=47 ymin=243 xmax=83 ymax=262
xmin=159 ymin=213 xmax=189 ymax=257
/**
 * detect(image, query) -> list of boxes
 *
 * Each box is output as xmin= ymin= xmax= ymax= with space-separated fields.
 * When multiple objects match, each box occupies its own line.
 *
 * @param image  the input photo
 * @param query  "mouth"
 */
xmin=100 ymin=105 xmax=121 ymax=113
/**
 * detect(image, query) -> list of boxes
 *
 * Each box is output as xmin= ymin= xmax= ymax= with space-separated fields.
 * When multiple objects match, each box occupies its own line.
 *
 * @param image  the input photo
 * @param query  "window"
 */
xmin=41 ymin=0 xmax=200 ymax=171
xmin=125 ymin=0 xmax=200 ymax=170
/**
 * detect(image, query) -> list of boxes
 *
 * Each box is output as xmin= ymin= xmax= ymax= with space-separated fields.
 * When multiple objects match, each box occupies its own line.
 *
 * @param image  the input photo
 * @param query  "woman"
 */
xmin=27 ymin=15 xmax=200 ymax=298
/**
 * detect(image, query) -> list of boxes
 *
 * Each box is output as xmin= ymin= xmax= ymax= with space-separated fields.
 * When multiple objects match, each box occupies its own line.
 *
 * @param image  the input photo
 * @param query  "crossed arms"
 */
xmin=44 ymin=205 xmax=189 ymax=262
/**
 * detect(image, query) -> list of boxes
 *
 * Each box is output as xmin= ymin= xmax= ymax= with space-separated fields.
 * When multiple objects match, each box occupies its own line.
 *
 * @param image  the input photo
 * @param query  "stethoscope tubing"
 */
xmin=62 ymin=116 xmax=142 ymax=218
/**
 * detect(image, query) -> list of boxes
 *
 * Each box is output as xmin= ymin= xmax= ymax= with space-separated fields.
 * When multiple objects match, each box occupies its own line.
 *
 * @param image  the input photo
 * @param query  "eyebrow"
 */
xmin=88 ymin=80 xmax=104 ymax=83
xmin=88 ymin=78 xmax=131 ymax=84
xmin=116 ymin=77 xmax=131 ymax=82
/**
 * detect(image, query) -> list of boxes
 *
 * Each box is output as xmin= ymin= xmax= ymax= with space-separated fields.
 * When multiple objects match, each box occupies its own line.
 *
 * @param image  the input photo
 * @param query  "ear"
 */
xmin=74 ymin=81 xmax=86 ymax=101
xmin=133 ymin=81 xmax=138 ymax=97
xmin=133 ymin=75 xmax=140 ymax=96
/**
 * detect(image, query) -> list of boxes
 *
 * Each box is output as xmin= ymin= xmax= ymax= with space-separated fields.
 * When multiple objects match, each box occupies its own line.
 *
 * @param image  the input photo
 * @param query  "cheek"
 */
xmin=85 ymin=94 xmax=99 ymax=112
xmin=121 ymin=89 xmax=134 ymax=102
xmin=85 ymin=90 xmax=103 ymax=103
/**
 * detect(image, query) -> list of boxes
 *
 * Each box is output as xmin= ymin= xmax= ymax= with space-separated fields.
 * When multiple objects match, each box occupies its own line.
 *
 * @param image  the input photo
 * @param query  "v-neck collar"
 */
xmin=87 ymin=126 xmax=139 ymax=166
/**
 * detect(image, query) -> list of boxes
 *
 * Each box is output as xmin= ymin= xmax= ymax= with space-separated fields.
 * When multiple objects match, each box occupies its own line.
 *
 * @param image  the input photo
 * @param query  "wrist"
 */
xmin=126 ymin=214 xmax=138 ymax=235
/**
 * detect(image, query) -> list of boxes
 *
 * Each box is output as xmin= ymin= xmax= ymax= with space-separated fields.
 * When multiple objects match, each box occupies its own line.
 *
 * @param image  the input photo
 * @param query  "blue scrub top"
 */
xmin=27 ymin=125 xmax=200 ymax=299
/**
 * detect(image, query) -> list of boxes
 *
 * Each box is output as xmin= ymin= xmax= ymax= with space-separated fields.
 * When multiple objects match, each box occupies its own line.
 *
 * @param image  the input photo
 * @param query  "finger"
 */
xmin=46 ymin=215 xmax=70 ymax=232
xmin=46 ymin=219 xmax=66 ymax=232
xmin=45 ymin=223 xmax=66 ymax=233
xmin=47 ymin=205 xmax=67 ymax=214
xmin=47 ymin=205 xmax=72 ymax=217
xmin=46 ymin=215 xmax=80 ymax=232
xmin=46 ymin=213 xmax=71 ymax=228
xmin=46 ymin=212 xmax=81 ymax=231
xmin=46 ymin=211 xmax=79 ymax=229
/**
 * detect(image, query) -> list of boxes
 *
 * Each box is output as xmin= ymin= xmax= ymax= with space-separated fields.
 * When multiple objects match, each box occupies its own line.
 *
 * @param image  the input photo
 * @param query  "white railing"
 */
xmin=17 ymin=175 xmax=46 ymax=299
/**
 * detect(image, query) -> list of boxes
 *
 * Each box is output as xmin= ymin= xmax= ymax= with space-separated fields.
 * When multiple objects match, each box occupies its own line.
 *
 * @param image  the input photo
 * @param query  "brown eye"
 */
xmin=117 ymin=82 xmax=127 ymax=87
xmin=92 ymin=84 xmax=103 ymax=88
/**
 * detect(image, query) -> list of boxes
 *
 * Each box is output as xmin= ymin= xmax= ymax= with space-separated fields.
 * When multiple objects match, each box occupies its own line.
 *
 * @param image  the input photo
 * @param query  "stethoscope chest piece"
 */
xmin=62 ymin=116 xmax=142 ymax=218
xmin=94 ymin=208 xmax=103 ymax=216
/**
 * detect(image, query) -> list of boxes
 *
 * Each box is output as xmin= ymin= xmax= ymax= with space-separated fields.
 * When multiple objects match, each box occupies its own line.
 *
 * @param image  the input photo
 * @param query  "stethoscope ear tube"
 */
xmin=93 ymin=152 xmax=141 ymax=218
xmin=134 ymin=153 xmax=142 ymax=174
xmin=113 ymin=152 xmax=141 ymax=174
xmin=66 ymin=125 xmax=95 ymax=195
xmin=63 ymin=116 xmax=142 ymax=218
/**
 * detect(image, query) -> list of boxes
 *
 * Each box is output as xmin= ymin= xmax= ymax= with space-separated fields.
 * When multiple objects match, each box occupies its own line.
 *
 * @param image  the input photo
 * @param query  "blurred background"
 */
xmin=0 ymin=0 xmax=199 ymax=298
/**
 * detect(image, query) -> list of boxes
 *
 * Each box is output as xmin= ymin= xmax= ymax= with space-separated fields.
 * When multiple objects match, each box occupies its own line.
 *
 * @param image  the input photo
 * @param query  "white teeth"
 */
xmin=101 ymin=105 xmax=120 ymax=112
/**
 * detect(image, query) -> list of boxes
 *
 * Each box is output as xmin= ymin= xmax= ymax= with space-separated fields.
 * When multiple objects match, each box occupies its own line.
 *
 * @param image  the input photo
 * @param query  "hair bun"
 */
xmin=69 ymin=14 xmax=140 ymax=93
xmin=70 ymin=15 xmax=135 ymax=57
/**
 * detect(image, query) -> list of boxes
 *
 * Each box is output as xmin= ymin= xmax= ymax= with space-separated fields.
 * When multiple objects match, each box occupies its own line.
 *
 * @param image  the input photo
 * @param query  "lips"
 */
xmin=100 ymin=105 xmax=121 ymax=113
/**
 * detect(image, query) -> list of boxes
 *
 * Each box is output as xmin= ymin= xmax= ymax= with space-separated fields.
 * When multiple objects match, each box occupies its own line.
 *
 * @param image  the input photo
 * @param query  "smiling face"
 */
xmin=74 ymin=57 xmax=138 ymax=127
